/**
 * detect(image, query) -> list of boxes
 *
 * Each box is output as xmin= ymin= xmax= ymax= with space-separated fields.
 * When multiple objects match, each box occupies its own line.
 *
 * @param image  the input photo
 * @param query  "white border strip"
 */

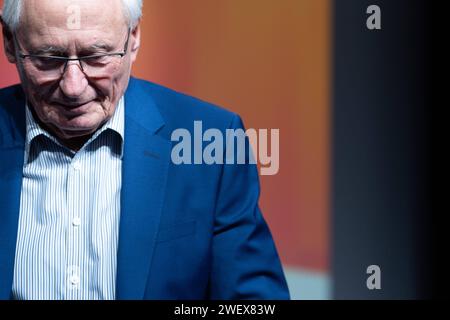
xmin=284 ymin=266 xmax=331 ymax=300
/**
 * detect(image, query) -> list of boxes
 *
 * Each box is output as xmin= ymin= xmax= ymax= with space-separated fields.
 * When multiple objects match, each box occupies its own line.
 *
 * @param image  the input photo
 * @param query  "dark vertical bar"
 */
xmin=332 ymin=0 xmax=431 ymax=299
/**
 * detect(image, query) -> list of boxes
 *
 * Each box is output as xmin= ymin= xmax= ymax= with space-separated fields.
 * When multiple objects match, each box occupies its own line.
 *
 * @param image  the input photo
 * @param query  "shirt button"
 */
xmin=72 ymin=217 xmax=81 ymax=227
xmin=70 ymin=274 xmax=80 ymax=285
xmin=72 ymin=162 xmax=81 ymax=171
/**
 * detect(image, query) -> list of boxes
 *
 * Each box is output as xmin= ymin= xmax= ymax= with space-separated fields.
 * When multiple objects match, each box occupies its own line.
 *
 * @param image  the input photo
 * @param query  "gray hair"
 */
xmin=1 ymin=0 xmax=143 ymax=31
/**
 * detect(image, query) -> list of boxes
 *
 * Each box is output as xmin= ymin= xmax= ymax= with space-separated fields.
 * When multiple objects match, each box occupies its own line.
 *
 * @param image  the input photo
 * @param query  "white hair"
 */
xmin=1 ymin=0 xmax=143 ymax=31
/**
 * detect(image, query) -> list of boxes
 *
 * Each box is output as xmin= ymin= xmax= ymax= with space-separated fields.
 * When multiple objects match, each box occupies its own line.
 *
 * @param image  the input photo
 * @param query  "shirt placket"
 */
xmin=65 ymin=151 xmax=85 ymax=299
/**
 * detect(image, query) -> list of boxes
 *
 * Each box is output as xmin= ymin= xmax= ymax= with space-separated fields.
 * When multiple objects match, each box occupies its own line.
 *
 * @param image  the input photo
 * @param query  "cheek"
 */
xmin=31 ymin=104 xmax=52 ymax=124
xmin=20 ymin=73 xmax=52 ymax=103
xmin=109 ymin=65 xmax=132 ymax=100
xmin=38 ymin=102 xmax=57 ymax=116
xmin=22 ymin=68 xmax=48 ymax=87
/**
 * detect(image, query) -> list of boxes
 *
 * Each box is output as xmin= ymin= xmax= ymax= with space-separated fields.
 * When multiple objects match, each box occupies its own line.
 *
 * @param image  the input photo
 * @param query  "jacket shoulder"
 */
xmin=130 ymin=78 xmax=239 ymax=132
xmin=0 ymin=84 xmax=24 ymax=108
xmin=0 ymin=85 xmax=26 ymax=146
xmin=0 ymin=84 xmax=25 ymax=116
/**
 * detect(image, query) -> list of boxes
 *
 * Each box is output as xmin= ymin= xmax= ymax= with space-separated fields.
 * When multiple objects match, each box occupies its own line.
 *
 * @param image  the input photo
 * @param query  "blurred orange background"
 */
xmin=0 ymin=0 xmax=331 ymax=275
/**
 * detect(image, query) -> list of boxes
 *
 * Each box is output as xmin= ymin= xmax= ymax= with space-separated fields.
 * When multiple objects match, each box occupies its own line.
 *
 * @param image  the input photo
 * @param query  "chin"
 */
xmin=52 ymin=119 xmax=101 ymax=139
xmin=66 ymin=114 xmax=103 ymax=129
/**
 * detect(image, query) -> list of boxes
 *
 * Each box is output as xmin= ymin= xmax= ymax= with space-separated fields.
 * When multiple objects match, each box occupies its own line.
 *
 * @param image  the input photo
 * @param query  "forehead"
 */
xmin=18 ymin=0 xmax=127 ymax=41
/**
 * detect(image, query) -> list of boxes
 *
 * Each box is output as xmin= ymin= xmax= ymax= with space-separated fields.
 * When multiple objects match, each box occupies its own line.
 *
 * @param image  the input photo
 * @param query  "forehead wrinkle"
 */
xmin=33 ymin=45 xmax=66 ymax=55
xmin=17 ymin=0 xmax=129 ymax=55
xmin=88 ymin=41 xmax=114 ymax=51
xmin=19 ymin=27 xmax=126 ymax=56
xmin=21 ymin=0 xmax=127 ymax=32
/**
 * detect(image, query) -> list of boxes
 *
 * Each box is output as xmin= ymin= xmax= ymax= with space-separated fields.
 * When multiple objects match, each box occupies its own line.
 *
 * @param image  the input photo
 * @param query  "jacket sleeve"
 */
xmin=208 ymin=114 xmax=290 ymax=300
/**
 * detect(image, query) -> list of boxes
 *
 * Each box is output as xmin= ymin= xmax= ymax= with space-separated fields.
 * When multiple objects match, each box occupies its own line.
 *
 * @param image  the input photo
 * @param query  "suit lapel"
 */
xmin=116 ymin=79 xmax=171 ymax=299
xmin=0 ymin=86 xmax=26 ymax=299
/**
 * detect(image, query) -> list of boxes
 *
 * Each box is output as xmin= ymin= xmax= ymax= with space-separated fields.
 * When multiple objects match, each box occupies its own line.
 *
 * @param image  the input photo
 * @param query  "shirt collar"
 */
xmin=24 ymin=97 xmax=125 ymax=163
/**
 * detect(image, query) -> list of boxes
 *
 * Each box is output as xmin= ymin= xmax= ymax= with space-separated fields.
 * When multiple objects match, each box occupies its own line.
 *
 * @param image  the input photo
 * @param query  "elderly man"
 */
xmin=0 ymin=0 xmax=289 ymax=300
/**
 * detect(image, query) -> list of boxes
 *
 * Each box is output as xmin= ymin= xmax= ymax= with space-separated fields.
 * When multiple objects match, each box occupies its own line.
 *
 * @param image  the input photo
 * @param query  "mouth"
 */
xmin=56 ymin=101 xmax=95 ymax=115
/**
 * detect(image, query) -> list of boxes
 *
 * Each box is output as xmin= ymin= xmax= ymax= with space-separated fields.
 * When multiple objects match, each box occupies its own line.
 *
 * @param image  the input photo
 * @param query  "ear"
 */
xmin=129 ymin=23 xmax=141 ymax=63
xmin=0 ymin=14 xmax=17 ymax=63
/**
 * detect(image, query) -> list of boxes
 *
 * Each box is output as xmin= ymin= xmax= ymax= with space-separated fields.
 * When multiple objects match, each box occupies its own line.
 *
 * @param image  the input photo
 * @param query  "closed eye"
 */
xmin=28 ymin=56 xmax=66 ymax=70
xmin=81 ymin=54 xmax=123 ymax=66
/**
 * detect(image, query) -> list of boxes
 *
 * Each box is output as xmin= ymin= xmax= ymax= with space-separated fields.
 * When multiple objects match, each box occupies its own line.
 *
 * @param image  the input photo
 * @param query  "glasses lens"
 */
xmin=23 ymin=56 xmax=64 ymax=79
xmin=23 ymin=54 xmax=124 ymax=79
xmin=31 ymin=56 xmax=65 ymax=70
xmin=81 ymin=55 xmax=123 ymax=77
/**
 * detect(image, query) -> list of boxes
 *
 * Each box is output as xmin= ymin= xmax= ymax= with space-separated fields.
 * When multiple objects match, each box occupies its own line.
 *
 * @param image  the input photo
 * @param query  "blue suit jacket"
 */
xmin=0 ymin=78 xmax=289 ymax=300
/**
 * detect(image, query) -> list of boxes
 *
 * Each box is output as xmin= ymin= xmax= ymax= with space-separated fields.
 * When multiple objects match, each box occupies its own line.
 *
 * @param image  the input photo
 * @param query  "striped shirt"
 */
xmin=12 ymin=98 xmax=125 ymax=300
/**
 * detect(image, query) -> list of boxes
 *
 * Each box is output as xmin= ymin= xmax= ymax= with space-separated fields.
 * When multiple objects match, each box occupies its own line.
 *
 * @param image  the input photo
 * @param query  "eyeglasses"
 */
xmin=15 ymin=28 xmax=131 ymax=79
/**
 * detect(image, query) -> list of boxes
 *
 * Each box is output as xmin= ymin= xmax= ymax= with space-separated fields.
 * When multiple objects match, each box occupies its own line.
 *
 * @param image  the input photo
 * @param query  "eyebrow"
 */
xmin=31 ymin=46 xmax=66 ymax=55
xmin=88 ymin=42 xmax=115 ymax=52
xmin=29 ymin=42 xmax=115 ymax=56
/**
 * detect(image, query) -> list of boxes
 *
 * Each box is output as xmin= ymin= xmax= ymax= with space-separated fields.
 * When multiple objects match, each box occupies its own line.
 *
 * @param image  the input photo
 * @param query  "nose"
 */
xmin=59 ymin=62 xmax=88 ymax=98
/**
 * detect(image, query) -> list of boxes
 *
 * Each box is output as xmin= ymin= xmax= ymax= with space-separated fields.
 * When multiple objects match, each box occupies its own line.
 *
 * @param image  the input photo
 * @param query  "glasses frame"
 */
xmin=14 ymin=28 xmax=131 ymax=76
